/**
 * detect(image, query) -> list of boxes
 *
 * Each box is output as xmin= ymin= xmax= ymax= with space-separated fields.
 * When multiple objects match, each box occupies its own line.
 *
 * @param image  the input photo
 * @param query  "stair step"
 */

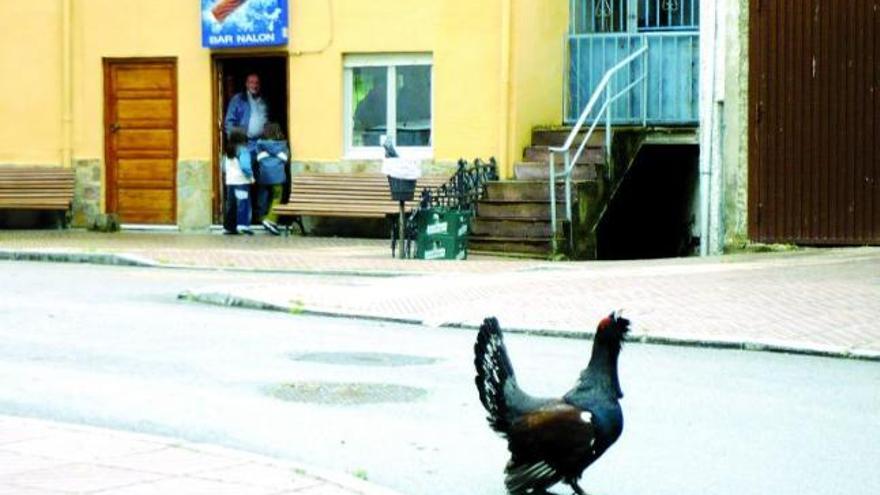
xmin=531 ymin=128 xmax=606 ymax=147
xmin=485 ymin=181 xmax=564 ymax=201
xmin=476 ymin=200 xmax=567 ymax=220
xmin=514 ymin=162 xmax=604 ymax=181
xmin=523 ymin=145 xmax=604 ymax=165
xmin=471 ymin=217 xmax=564 ymax=238
xmin=469 ymin=236 xmax=554 ymax=257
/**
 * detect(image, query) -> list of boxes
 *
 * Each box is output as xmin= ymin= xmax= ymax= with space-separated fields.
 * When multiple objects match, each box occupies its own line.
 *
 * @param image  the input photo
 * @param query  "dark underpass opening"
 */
xmin=597 ymin=144 xmax=700 ymax=260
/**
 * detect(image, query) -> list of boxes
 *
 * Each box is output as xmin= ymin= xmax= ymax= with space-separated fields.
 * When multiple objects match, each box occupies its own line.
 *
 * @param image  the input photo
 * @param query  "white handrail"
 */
xmin=550 ymin=45 xmax=648 ymax=155
xmin=549 ymin=43 xmax=648 ymax=254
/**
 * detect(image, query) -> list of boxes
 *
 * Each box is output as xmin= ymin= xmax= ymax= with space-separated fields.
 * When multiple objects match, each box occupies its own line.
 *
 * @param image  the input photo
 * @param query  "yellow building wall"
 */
xmin=0 ymin=2 xmax=63 ymax=165
xmin=508 ymin=0 xmax=568 ymax=173
xmin=289 ymin=0 xmax=505 ymax=167
xmin=0 ymin=0 xmax=566 ymax=180
xmin=76 ymin=0 xmax=211 ymax=160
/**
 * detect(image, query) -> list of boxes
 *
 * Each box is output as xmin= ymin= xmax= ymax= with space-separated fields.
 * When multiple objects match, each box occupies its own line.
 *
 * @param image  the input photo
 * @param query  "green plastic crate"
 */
xmin=417 ymin=208 xmax=472 ymax=239
xmin=416 ymin=233 xmax=468 ymax=260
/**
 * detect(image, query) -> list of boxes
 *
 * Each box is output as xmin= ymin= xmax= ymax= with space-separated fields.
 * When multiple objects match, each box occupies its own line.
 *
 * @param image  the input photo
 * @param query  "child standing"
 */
xmin=222 ymin=128 xmax=255 ymax=235
xmin=255 ymin=122 xmax=289 ymax=235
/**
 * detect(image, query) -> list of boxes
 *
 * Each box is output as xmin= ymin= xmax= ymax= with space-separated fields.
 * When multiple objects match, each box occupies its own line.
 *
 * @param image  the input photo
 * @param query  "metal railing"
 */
xmin=390 ymin=158 xmax=498 ymax=258
xmin=549 ymin=44 xmax=648 ymax=253
xmin=424 ymin=158 xmax=499 ymax=211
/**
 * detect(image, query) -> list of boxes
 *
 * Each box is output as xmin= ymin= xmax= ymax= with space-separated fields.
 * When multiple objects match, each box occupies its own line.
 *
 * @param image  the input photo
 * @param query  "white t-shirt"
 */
xmin=223 ymin=156 xmax=252 ymax=186
xmin=247 ymin=93 xmax=267 ymax=138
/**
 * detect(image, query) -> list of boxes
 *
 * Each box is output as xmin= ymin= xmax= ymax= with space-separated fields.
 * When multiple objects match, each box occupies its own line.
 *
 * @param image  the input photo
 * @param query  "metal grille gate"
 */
xmin=567 ymin=0 xmax=700 ymax=125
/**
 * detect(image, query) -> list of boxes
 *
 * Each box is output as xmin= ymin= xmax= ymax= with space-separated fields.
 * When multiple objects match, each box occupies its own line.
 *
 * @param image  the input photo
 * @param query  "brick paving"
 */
xmin=3 ymin=229 xmax=880 ymax=357
xmin=0 ymin=415 xmax=401 ymax=495
xmin=2 ymin=229 xmax=877 ymax=358
xmin=0 ymin=230 xmax=539 ymax=274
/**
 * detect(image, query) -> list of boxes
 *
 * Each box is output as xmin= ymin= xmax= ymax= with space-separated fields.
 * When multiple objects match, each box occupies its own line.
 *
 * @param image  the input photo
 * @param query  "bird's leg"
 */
xmin=566 ymin=480 xmax=589 ymax=495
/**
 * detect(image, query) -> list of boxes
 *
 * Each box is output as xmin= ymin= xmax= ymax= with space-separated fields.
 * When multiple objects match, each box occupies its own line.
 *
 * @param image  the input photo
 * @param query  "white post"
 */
xmin=699 ymin=0 xmax=725 ymax=255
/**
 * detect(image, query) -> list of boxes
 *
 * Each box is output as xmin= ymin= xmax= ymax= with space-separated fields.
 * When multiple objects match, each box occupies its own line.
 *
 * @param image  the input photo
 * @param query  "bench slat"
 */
xmin=0 ymin=167 xmax=75 ymax=211
xmin=273 ymin=173 xmax=451 ymax=220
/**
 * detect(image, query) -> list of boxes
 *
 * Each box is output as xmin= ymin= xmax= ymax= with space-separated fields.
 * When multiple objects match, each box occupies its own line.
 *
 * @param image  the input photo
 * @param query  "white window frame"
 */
xmin=343 ymin=53 xmax=433 ymax=160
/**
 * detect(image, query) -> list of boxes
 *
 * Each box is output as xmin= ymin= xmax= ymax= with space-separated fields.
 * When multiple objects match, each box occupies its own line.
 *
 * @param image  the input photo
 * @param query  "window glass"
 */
xmin=352 ymin=67 xmax=387 ymax=147
xmin=395 ymin=65 xmax=432 ymax=147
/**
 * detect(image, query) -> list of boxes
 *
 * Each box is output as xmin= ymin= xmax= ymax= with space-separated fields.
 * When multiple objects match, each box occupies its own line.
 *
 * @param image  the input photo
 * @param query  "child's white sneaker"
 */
xmin=262 ymin=220 xmax=281 ymax=236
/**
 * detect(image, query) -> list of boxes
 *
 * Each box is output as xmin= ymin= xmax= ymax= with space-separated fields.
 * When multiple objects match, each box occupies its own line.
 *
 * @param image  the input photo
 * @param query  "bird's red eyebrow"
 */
xmin=598 ymin=316 xmax=612 ymax=329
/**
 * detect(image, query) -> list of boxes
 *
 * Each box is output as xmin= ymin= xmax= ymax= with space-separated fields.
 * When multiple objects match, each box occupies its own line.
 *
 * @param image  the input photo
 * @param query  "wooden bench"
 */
xmin=0 ymin=167 xmax=75 ymax=226
xmin=273 ymin=173 xmax=450 ymax=234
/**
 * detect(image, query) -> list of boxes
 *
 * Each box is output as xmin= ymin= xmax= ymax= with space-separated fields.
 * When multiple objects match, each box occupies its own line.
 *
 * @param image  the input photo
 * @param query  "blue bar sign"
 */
xmin=201 ymin=0 xmax=289 ymax=48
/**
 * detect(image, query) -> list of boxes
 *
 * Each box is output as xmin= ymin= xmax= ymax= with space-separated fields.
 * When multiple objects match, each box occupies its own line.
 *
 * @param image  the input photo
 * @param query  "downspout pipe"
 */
xmin=61 ymin=0 xmax=73 ymax=169
xmin=698 ymin=0 xmax=720 ymax=256
xmin=498 ymin=0 xmax=513 ymax=178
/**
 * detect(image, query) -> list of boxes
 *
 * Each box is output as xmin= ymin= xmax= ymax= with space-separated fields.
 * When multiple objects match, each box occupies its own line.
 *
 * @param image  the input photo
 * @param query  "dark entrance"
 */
xmin=597 ymin=145 xmax=699 ymax=260
xmin=212 ymin=54 xmax=289 ymax=224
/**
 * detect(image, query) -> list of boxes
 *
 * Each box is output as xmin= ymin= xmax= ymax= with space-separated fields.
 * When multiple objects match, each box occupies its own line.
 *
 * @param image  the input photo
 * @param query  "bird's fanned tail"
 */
xmin=474 ymin=316 xmax=518 ymax=433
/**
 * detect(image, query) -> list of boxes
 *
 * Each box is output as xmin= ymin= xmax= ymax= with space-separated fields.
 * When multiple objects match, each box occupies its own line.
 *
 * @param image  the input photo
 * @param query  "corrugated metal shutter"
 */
xmin=749 ymin=0 xmax=879 ymax=244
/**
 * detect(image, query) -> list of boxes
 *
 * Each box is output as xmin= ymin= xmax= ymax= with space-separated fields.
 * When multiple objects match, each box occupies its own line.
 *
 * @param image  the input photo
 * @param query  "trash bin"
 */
xmin=382 ymin=157 xmax=421 ymax=202
xmin=388 ymin=176 xmax=417 ymax=202
xmin=415 ymin=207 xmax=471 ymax=260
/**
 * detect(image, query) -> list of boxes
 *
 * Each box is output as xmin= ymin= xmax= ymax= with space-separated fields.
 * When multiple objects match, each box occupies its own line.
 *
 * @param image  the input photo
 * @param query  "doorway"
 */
xmin=597 ymin=145 xmax=700 ymax=259
xmin=104 ymin=58 xmax=178 ymax=225
xmin=212 ymin=54 xmax=289 ymax=223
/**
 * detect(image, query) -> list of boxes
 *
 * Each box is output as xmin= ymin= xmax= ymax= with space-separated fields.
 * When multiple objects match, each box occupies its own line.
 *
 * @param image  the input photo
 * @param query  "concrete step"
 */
xmin=531 ymin=128 xmax=606 ymax=147
xmin=514 ymin=162 xmax=604 ymax=181
xmin=476 ymin=200 xmax=566 ymax=220
xmin=468 ymin=236 xmax=554 ymax=257
xmin=470 ymin=217 xmax=564 ymax=238
xmin=523 ymin=145 xmax=604 ymax=165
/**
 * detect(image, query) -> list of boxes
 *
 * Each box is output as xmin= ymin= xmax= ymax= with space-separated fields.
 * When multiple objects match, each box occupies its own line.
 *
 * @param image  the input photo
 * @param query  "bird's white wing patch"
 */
xmin=578 ymin=410 xmax=599 ymax=450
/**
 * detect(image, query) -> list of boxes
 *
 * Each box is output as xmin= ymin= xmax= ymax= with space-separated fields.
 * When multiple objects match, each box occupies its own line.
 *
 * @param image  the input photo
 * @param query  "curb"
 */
xmin=0 ymin=248 xmax=429 ymax=278
xmin=180 ymin=291 xmax=880 ymax=363
xmin=6 ymin=247 xmax=879 ymax=363
xmin=0 ymin=248 xmax=158 ymax=268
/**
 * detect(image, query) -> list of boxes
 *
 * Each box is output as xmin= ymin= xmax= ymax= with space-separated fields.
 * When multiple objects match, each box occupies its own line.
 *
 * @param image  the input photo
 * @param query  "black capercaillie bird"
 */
xmin=474 ymin=313 xmax=630 ymax=495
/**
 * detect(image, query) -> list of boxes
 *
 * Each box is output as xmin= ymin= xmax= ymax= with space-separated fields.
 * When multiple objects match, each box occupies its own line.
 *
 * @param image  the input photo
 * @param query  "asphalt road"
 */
xmin=0 ymin=261 xmax=878 ymax=495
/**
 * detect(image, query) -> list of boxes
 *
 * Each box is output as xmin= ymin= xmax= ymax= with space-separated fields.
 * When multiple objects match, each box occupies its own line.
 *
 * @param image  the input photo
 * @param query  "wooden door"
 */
xmin=104 ymin=59 xmax=177 ymax=224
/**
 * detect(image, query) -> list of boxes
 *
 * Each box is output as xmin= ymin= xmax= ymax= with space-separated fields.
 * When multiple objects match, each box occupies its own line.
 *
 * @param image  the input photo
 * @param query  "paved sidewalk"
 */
xmin=2 ymin=230 xmax=879 ymax=361
xmin=0 ymin=415 xmax=401 ymax=495
xmin=1 ymin=230 xmax=879 ymax=492
xmin=182 ymin=246 xmax=880 ymax=360
xmin=0 ymin=230 xmax=539 ymax=275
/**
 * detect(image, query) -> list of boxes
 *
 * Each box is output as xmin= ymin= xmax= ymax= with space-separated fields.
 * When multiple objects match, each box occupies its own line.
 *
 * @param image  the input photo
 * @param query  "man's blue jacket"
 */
xmin=224 ymin=92 xmax=255 ymax=135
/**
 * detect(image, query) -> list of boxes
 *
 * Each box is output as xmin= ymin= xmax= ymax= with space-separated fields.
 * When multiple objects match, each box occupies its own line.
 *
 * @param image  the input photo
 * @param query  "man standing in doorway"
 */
xmin=223 ymin=73 xmax=269 ymax=231
xmin=224 ymin=73 xmax=268 ymax=143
